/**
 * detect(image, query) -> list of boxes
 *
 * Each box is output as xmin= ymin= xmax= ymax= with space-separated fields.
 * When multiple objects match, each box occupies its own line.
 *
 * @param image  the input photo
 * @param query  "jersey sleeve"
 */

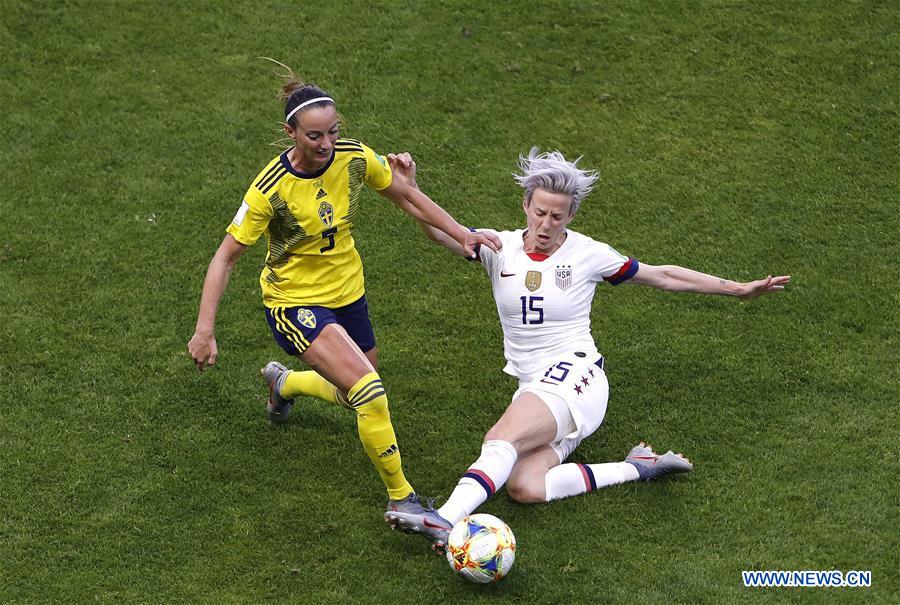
xmin=473 ymin=228 xmax=502 ymax=273
xmin=225 ymin=182 xmax=273 ymax=246
xmin=361 ymin=143 xmax=393 ymax=191
xmin=591 ymin=242 xmax=639 ymax=285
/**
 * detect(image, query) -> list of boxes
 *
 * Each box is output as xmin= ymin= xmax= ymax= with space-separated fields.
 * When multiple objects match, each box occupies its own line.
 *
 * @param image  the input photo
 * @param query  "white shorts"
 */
xmin=513 ymin=352 xmax=609 ymax=463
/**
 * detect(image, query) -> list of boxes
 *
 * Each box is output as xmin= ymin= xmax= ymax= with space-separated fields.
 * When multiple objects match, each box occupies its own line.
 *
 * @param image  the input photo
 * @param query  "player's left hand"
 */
xmin=737 ymin=275 xmax=791 ymax=300
xmin=387 ymin=152 xmax=417 ymax=188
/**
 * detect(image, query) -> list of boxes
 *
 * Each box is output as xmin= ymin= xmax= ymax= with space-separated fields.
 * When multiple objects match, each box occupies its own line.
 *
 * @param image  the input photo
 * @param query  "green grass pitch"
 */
xmin=1 ymin=1 xmax=897 ymax=603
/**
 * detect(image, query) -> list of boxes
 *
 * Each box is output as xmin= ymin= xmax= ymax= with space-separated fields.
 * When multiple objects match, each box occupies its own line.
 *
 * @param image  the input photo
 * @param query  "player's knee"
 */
xmin=506 ymin=476 xmax=545 ymax=504
xmin=348 ymin=371 xmax=389 ymax=417
xmin=484 ymin=425 xmax=513 ymax=444
xmin=355 ymin=397 xmax=388 ymax=420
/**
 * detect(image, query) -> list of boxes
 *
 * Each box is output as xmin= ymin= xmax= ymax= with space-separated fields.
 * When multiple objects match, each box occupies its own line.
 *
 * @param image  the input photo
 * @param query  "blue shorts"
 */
xmin=265 ymin=295 xmax=376 ymax=356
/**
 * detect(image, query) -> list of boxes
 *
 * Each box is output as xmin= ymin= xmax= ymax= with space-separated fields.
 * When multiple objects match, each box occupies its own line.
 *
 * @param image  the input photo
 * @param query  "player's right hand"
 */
xmin=387 ymin=152 xmax=417 ymax=188
xmin=188 ymin=331 xmax=218 ymax=371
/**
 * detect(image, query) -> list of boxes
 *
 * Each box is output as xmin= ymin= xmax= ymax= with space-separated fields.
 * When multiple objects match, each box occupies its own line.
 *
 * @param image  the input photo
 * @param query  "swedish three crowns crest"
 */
xmin=296 ymin=307 xmax=316 ymax=329
xmin=318 ymin=200 xmax=334 ymax=227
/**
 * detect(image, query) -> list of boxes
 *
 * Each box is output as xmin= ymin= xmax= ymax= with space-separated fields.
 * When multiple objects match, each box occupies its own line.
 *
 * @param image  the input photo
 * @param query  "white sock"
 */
xmin=438 ymin=440 xmax=518 ymax=525
xmin=544 ymin=462 xmax=639 ymax=501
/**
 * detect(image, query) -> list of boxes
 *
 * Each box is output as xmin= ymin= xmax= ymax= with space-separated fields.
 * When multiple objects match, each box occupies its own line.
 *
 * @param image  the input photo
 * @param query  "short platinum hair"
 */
xmin=512 ymin=147 xmax=599 ymax=215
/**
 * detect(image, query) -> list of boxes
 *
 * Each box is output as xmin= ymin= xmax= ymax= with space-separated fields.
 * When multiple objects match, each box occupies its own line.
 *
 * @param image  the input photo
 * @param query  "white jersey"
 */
xmin=475 ymin=229 xmax=638 ymax=382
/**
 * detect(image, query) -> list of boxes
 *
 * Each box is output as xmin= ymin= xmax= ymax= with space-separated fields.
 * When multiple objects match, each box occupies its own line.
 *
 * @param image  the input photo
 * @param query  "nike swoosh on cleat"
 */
xmin=423 ymin=519 xmax=451 ymax=530
xmin=631 ymin=456 xmax=658 ymax=463
xmin=500 ymin=272 xmax=516 ymax=277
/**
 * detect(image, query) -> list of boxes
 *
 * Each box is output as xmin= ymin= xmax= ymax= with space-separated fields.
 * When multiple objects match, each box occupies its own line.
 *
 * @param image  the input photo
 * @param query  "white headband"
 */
xmin=285 ymin=96 xmax=334 ymax=123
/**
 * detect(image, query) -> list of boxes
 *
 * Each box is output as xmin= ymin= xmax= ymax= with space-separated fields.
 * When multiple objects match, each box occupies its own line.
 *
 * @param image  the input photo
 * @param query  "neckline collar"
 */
xmin=521 ymin=229 xmax=570 ymax=260
xmin=280 ymin=148 xmax=335 ymax=179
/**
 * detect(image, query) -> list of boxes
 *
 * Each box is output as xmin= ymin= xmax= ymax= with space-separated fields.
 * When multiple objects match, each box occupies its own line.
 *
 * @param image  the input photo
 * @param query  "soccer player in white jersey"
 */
xmin=384 ymin=148 xmax=790 ymax=549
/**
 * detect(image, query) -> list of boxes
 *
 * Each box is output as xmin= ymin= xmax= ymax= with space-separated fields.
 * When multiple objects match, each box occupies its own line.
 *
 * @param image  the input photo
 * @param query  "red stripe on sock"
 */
xmin=577 ymin=464 xmax=593 ymax=492
xmin=466 ymin=468 xmax=496 ymax=495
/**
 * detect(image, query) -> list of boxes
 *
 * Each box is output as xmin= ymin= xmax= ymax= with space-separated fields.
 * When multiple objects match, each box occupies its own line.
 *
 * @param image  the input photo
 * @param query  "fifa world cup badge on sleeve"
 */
xmin=232 ymin=201 xmax=250 ymax=226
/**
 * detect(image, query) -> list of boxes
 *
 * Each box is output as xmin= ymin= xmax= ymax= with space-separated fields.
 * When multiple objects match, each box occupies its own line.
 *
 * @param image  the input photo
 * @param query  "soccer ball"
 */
xmin=445 ymin=513 xmax=516 ymax=583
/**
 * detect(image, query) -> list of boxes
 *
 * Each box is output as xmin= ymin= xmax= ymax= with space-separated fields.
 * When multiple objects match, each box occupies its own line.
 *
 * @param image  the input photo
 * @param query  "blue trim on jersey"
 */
xmin=259 ymin=165 xmax=288 ymax=194
xmin=255 ymin=162 xmax=283 ymax=190
xmin=335 ymin=142 xmax=364 ymax=153
xmin=279 ymin=148 xmax=336 ymax=179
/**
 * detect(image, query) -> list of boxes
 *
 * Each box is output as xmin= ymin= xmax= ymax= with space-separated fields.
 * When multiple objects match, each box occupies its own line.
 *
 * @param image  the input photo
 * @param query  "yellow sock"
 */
xmin=281 ymin=371 xmax=351 ymax=409
xmin=348 ymin=372 xmax=414 ymax=501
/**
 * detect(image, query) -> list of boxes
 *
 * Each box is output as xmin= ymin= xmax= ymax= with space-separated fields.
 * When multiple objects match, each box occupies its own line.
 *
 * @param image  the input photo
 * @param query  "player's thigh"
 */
xmin=364 ymin=346 xmax=378 ymax=370
xmin=266 ymin=304 xmax=376 ymax=389
xmin=485 ymin=391 xmax=558 ymax=453
xmin=517 ymin=354 xmax=609 ymax=446
xmin=334 ymin=295 xmax=378 ymax=355
xmin=300 ymin=323 xmax=376 ymax=392
xmin=506 ymin=445 xmax=561 ymax=504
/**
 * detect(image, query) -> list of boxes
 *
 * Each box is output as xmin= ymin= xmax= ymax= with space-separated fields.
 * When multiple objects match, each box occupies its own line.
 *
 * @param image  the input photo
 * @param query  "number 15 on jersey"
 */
xmin=520 ymin=296 xmax=543 ymax=324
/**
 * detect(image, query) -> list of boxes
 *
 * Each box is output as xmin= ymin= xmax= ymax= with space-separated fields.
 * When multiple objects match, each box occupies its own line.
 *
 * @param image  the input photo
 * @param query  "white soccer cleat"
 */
xmin=625 ymin=442 xmax=693 ymax=481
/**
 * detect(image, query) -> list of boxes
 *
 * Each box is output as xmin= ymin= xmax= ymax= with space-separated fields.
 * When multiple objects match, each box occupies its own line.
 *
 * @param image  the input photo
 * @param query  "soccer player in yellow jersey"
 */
xmin=188 ymin=70 xmax=500 ymax=521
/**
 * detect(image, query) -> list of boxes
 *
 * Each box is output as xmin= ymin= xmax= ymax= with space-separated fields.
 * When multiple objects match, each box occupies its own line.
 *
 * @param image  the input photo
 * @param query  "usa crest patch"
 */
xmin=555 ymin=265 xmax=573 ymax=289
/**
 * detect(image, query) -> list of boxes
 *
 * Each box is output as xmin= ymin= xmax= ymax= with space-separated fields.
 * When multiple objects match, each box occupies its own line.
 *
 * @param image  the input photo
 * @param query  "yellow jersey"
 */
xmin=226 ymin=139 xmax=393 ymax=308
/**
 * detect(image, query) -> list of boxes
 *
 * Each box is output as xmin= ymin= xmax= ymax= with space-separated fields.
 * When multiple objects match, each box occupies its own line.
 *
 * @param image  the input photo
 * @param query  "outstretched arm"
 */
xmin=188 ymin=234 xmax=247 ymax=370
xmin=415 ymin=220 xmax=471 ymax=257
xmin=630 ymin=263 xmax=790 ymax=300
xmin=377 ymin=152 xmax=500 ymax=258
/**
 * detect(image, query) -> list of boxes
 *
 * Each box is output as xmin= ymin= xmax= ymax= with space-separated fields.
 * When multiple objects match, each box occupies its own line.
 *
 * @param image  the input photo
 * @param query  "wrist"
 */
xmin=457 ymin=225 xmax=475 ymax=243
xmin=194 ymin=323 xmax=214 ymax=336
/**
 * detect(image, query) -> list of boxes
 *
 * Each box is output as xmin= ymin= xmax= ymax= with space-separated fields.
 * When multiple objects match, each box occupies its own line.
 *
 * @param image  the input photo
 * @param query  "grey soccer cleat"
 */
xmin=385 ymin=493 xmax=453 ymax=550
xmin=261 ymin=361 xmax=294 ymax=423
xmin=625 ymin=442 xmax=693 ymax=481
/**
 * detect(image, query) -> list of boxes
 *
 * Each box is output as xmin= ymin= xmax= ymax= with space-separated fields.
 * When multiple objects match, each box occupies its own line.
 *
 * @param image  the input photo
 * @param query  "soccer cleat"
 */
xmin=261 ymin=361 xmax=294 ymax=423
xmin=625 ymin=442 xmax=693 ymax=481
xmin=384 ymin=493 xmax=453 ymax=550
